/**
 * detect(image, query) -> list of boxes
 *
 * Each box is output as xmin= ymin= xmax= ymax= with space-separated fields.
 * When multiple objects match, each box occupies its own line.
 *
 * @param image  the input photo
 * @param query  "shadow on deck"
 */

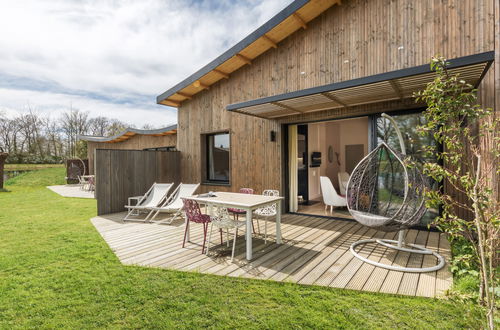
xmin=91 ymin=212 xmax=452 ymax=298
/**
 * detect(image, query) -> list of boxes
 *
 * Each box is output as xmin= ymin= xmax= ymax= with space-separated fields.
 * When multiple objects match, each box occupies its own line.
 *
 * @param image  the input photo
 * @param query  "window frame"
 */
xmin=201 ymin=130 xmax=231 ymax=185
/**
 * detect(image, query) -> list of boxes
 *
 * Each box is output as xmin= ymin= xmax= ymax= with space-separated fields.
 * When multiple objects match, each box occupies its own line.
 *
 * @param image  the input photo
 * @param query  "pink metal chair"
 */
xmin=182 ymin=198 xmax=221 ymax=254
xmin=228 ymin=187 xmax=257 ymax=233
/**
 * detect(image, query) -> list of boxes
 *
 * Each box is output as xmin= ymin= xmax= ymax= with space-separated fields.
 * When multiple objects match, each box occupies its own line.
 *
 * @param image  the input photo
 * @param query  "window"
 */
xmin=143 ymin=146 xmax=177 ymax=151
xmin=204 ymin=132 xmax=230 ymax=183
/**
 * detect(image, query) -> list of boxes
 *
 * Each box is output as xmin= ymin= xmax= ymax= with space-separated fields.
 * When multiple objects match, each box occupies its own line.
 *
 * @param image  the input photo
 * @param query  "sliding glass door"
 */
xmin=374 ymin=111 xmax=439 ymax=226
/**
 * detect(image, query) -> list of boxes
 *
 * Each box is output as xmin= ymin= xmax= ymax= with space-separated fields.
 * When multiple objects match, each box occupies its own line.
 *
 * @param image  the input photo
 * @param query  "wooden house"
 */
xmin=155 ymin=0 xmax=497 ymax=220
xmin=79 ymin=125 xmax=177 ymax=174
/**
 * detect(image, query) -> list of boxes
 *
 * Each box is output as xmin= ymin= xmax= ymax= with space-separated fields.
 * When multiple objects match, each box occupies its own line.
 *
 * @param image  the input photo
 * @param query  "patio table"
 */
xmin=80 ymin=175 xmax=95 ymax=192
xmin=186 ymin=191 xmax=283 ymax=260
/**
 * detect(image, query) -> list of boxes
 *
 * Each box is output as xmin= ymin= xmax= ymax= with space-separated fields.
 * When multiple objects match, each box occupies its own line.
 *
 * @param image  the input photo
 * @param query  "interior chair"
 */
xmin=338 ymin=171 xmax=350 ymax=196
xmin=320 ymin=176 xmax=347 ymax=213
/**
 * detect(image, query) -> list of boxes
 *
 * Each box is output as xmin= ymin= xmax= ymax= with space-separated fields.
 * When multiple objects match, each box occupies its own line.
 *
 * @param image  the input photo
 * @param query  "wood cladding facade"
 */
xmin=87 ymin=134 xmax=177 ymax=174
xmin=174 ymin=0 xmax=498 ymax=202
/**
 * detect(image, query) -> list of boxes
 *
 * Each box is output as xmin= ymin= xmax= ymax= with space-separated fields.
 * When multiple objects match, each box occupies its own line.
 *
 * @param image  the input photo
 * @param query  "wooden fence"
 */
xmin=0 ymin=153 xmax=7 ymax=189
xmin=95 ymin=149 xmax=180 ymax=215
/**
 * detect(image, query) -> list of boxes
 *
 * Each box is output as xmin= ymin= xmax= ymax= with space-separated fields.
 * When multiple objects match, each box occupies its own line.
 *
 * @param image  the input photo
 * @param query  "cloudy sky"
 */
xmin=0 ymin=0 xmax=292 ymax=127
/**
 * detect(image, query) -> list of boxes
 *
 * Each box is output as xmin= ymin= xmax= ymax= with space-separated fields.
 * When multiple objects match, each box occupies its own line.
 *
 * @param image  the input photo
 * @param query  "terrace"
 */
xmin=92 ymin=212 xmax=452 ymax=298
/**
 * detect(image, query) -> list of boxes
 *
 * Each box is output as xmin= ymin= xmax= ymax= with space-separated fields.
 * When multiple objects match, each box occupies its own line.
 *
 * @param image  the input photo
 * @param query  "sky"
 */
xmin=0 ymin=0 xmax=293 ymax=127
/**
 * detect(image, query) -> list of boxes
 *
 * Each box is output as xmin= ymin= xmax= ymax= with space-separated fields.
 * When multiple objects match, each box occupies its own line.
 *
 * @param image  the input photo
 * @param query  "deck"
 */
xmin=91 ymin=212 xmax=452 ymax=298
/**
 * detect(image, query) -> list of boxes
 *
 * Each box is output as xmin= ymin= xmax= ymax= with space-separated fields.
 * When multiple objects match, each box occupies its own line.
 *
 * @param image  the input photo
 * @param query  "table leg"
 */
xmin=246 ymin=208 xmax=253 ymax=260
xmin=185 ymin=214 xmax=190 ymax=242
xmin=276 ymin=201 xmax=282 ymax=244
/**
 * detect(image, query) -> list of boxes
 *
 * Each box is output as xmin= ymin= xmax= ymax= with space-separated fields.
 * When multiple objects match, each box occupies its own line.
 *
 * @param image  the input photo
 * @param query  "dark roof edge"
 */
xmin=77 ymin=124 xmax=177 ymax=142
xmin=226 ymin=51 xmax=495 ymax=111
xmin=156 ymin=0 xmax=310 ymax=104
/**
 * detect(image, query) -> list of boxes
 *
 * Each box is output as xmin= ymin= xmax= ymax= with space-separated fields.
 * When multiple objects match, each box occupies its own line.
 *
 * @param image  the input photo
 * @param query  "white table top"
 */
xmin=187 ymin=191 xmax=283 ymax=209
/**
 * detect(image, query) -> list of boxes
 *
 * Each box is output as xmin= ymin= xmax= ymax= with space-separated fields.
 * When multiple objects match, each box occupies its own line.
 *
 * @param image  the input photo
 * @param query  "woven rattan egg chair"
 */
xmin=346 ymin=113 xmax=445 ymax=273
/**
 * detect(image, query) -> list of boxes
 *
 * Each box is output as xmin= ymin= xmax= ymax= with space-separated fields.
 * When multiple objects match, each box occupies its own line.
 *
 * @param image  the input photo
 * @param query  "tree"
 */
xmin=88 ymin=116 xmax=111 ymax=136
xmin=106 ymin=119 xmax=127 ymax=136
xmin=59 ymin=108 xmax=90 ymax=157
xmin=415 ymin=56 xmax=499 ymax=329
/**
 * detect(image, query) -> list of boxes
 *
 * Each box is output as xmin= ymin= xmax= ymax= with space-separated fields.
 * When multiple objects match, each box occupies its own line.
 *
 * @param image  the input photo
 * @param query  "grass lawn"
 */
xmin=4 ymin=163 xmax=64 ymax=171
xmin=0 ymin=168 xmax=486 ymax=328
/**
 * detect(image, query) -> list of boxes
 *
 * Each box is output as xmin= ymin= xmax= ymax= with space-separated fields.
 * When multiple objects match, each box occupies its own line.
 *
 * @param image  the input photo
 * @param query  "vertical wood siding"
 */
xmin=176 ymin=0 xmax=496 ymax=202
xmin=95 ymin=150 xmax=180 ymax=215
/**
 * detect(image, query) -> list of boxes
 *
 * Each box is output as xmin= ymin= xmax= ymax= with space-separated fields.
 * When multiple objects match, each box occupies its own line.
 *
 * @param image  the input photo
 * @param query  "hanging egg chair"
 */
xmin=346 ymin=113 xmax=445 ymax=273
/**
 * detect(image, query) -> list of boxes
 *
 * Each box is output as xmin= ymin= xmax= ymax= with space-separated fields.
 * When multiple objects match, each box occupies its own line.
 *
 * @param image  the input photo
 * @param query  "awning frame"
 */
xmin=226 ymin=51 xmax=494 ymax=118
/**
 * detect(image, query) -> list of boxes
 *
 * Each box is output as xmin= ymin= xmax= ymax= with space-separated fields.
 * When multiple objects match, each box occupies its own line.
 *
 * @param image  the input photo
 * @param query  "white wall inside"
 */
xmin=307 ymin=122 xmax=324 ymax=200
xmin=306 ymin=117 xmax=369 ymax=200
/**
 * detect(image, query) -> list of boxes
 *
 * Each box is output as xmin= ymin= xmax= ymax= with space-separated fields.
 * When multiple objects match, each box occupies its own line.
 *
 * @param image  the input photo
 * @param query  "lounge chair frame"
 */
xmin=147 ymin=183 xmax=200 ymax=224
xmin=123 ymin=182 xmax=173 ymax=222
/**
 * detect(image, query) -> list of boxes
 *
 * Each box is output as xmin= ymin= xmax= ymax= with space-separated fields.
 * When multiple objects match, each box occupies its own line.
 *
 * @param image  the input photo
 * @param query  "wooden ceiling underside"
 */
xmin=158 ymin=0 xmax=341 ymax=108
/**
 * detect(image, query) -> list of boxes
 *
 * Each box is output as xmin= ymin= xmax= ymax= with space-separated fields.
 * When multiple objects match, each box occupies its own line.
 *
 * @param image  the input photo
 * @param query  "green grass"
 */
xmin=4 ymin=163 xmax=64 ymax=171
xmin=4 ymin=167 xmax=66 ymax=187
xmin=0 ymin=168 xmax=486 ymax=328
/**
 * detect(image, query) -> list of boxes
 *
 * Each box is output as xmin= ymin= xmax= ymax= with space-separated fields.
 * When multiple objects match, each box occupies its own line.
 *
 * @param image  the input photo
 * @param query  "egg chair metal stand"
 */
xmin=346 ymin=113 xmax=445 ymax=273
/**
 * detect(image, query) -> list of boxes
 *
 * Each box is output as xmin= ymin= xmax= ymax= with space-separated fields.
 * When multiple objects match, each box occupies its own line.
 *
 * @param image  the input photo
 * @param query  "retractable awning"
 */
xmin=226 ymin=51 xmax=494 ymax=119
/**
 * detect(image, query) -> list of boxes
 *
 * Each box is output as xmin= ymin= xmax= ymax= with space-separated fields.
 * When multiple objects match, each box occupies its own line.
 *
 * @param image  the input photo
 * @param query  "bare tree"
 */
xmin=60 ymin=108 xmax=90 ymax=157
xmin=88 ymin=116 xmax=111 ymax=136
xmin=106 ymin=119 xmax=128 ymax=136
xmin=1 ymin=105 xmax=147 ymax=163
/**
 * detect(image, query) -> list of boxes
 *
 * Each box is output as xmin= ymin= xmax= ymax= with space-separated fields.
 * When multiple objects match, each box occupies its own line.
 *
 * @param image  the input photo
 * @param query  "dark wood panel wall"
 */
xmin=95 ymin=150 xmax=180 ymax=215
xmin=176 ymin=0 xmax=497 ymax=204
xmin=87 ymin=134 xmax=177 ymax=174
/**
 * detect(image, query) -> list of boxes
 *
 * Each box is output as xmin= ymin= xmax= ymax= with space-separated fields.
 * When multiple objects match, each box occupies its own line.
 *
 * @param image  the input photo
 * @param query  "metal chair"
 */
xmin=206 ymin=206 xmax=246 ymax=262
xmin=253 ymin=189 xmax=279 ymax=243
xmin=228 ymin=188 xmax=257 ymax=232
xmin=181 ymin=198 xmax=212 ymax=254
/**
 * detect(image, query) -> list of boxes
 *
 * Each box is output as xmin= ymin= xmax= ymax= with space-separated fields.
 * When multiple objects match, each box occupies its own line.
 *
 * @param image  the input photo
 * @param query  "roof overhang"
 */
xmin=78 ymin=124 xmax=177 ymax=144
xmin=226 ymin=51 xmax=494 ymax=119
xmin=156 ymin=0 xmax=341 ymax=108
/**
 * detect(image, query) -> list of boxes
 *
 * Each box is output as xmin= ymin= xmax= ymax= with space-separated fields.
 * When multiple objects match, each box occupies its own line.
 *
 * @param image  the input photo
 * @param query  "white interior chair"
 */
xmin=147 ymin=183 xmax=200 ymax=224
xmin=123 ymin=182 xmax=173 ymax=222
xmin=338 ymin=171 xmax=350 ymax=196
xmin=253 ymin=189 xmax=279 ymax=243
xmin=206 ymin=206 xmax=246 ymax=262
xmin=320 ymin=176 xmax=347 ymax=213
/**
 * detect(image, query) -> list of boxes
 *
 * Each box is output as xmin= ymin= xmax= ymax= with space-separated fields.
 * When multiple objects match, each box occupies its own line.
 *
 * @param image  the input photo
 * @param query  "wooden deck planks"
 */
xmin=345 ymin=231 xmax=398 ymax=291
xmin=91 ymin=212 xmax=452 ymax=298
xmin=435 ymin=232 xmax=453 ymax=296
xmin=397 ymin=230 xmax=429 ymax=296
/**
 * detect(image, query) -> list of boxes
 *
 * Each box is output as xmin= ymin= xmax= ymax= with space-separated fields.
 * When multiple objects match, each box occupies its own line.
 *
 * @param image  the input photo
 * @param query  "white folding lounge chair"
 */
xmin=123 ymin=182 xmax=174 ymax=222
xmin=147 ymin=183 xmax=200 ymax=224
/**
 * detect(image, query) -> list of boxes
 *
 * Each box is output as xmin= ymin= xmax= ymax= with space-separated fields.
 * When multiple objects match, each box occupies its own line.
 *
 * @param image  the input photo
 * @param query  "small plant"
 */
xmin=415 ymin=56 xmax=499 ymax=329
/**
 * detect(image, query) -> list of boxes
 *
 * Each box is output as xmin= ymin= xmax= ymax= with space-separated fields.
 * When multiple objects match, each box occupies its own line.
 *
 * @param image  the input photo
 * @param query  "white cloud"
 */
xmin=0 ymin=0 xmax=293 ymax=127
